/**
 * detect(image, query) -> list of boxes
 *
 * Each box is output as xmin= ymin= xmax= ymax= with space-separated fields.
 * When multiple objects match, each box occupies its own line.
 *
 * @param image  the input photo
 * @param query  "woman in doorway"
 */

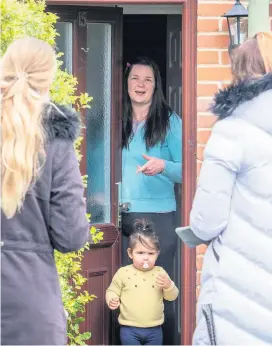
xmin=121 ymin=56 xmax=182 ymax=345
xmin=190 ymin=32 xmax=272 ymax=345
xmin=1 ymin=37 xmax=89 ymax=345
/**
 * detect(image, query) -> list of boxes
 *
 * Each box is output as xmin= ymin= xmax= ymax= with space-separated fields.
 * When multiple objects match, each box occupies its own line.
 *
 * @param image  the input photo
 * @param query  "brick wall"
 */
xmin=196 ymin=0 xmax=237 ymax=298
xmin=196 ymin=0 xmax=272 ymax=303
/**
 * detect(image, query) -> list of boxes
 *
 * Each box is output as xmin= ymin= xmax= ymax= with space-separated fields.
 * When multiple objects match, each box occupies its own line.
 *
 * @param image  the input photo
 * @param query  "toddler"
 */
xmin=106 ymin=219 xmax=179 ymax=345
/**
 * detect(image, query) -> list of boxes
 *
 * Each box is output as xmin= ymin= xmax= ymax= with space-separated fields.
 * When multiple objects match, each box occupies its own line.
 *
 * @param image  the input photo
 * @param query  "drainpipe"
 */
xmin=248 ymin=0 xmax=270 ymax=37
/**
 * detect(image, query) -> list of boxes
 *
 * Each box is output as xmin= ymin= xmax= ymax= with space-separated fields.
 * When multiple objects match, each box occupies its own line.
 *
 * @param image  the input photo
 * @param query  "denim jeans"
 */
xmin=120 ymin=326 xmax=163 ymax=345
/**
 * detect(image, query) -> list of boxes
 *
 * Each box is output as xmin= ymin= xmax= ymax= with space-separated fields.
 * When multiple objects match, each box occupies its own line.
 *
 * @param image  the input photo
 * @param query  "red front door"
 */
xmin=48 ymin=5 xmax=123 ymax=344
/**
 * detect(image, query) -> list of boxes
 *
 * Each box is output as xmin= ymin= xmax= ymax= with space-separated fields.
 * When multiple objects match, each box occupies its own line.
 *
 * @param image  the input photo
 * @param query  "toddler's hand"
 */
xmin=108 ymin=297 xmax=120 ymax=310
xmin=156 ymin=273 xmax=172 ymax=290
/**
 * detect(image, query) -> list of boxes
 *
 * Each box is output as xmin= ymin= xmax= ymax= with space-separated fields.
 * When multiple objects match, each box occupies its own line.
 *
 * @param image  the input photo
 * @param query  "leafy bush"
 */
xmin=1 ymin=0 xmax=103 ymax=344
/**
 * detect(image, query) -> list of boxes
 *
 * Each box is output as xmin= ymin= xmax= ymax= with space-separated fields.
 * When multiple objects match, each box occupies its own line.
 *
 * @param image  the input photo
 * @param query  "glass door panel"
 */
xmin=86 ymin=23 xmax=112 ymax=224
xmin=55 ymin=22 xmax=73 ymax=73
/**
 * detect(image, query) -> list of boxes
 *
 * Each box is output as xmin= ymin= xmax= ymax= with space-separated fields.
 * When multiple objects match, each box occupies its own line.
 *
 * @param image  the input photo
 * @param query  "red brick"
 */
xmin=197 ymin=51 xmax=219 ymax=64
xmin=197 ymin=98 xmax=212 ymax=113
xmin=198 ymin=19 xmax=219 ymax=32
xmin=198 ymin=34 xmax=230 ymax=49
xmin=197 ymin=115 xmax=217 ymax=128
xmin=222 ymin=17 xmax=229 ymax=32
xmin=197 ymin=145 xmax=205 ymax=161
xmin=198 ymin=3 xmax=232 ymax=17
xmin=196 ymin=244 xmax=208 ymax=256
xmin=197 ymin=129 xmax=211 ymax=145
xmin=197 ymin=161 xmax=202 ymax=176
xmin=197 ymin=83 xmax=218 ymax=97
xmin=222 ymin=82 xmax=231 ymax=89
xmin=196 ymin=271 xmax=202 ymax=286
xmin=196 ymin=286 xmax=201 ymax=300
xmin=196 ymin=255 xmax=204 ymax=271
xmin=221 ymin=50 xmax=231 ymax=65
xmin=198 ymin=67 xmax=232 ymax=81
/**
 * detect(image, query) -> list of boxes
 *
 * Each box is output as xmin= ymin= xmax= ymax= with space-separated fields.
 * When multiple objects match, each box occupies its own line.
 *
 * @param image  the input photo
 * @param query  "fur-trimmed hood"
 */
xmin=211 ymin=73 xmax=272 ymax=118
xmin=210 ymin=73 xmax=272 ymax=135
xmin=43 ymin=103 xmax=81 ymax=142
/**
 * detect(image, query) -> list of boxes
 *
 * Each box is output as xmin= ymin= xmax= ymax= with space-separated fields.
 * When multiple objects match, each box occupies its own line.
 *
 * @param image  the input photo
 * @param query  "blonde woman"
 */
xmin=189 ymin=32 xmax=272 ymax=345
xmin=1 ymin=37 xmax=89 ymax=345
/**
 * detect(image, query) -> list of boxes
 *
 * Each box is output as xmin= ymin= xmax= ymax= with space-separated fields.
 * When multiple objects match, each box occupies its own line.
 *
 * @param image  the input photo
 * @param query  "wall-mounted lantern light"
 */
xmin=222 ymin=0 xmax=248 ymax=52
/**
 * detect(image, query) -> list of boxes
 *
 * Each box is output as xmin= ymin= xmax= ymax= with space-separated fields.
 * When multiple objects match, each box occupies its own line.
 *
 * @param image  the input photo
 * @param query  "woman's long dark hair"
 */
xmin=122 ymin=57 xmax=172 ymax=150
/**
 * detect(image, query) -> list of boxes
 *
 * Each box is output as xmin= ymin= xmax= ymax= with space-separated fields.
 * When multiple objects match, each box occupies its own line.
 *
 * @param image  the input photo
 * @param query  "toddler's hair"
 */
xmin=129 ymin=219 xmax=160 ymax=252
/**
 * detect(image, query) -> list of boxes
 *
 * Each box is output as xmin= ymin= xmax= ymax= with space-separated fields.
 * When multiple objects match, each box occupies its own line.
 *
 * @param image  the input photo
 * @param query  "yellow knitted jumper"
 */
xmin=106 ymin=265 xmax=179 ymax=328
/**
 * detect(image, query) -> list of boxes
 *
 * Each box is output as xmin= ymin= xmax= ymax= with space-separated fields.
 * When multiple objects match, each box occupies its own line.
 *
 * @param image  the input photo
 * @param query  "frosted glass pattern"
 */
xmin=55 ymin=22 xmax=73 ymax=73
xmin=86 ymin=23 xmax=111 ymax=224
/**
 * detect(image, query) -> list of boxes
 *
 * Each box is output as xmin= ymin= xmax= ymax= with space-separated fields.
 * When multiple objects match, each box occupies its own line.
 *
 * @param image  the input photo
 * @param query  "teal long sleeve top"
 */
xmin=121 ymin=113 xmax=182 ymax=213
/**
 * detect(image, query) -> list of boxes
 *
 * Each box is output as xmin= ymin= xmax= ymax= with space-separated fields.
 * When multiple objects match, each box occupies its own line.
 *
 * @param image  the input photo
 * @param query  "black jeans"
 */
xmin=122 ymin=212 xmax=177 ymax=345
xmin=120 ymin=326 xmax=162 ymax=345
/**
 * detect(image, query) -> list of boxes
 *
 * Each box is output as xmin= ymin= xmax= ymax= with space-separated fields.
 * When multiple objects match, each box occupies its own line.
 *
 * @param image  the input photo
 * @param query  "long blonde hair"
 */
xmin=1 ymin=37 xmax=56 ymax=218
xmin=231 ymin=32 xmax=272 ymax=83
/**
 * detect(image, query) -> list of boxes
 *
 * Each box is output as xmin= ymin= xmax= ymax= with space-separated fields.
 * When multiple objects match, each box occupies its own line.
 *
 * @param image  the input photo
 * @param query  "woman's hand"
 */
xmin=136 ymin=154 xmax=165 ymax=176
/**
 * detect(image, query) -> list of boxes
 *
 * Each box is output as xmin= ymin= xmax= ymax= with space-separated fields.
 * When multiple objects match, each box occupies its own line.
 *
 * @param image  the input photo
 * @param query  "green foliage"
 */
xmin=54 ymin=245 xmax=95 ymax=345
xmin=0 ymin=0 xmax=93 ymax=109
xmin=0 ymin=0 xmax=57 ymax=54
xmin=1 ymin=0 xmax=103 ymax=344
xmin=51 ymin=55 xmax=93 ymax=108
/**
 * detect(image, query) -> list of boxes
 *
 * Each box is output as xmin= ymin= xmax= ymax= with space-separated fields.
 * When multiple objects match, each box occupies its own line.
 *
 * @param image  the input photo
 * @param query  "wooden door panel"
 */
xmin=81 ymin=234 xmax=121 ymax=345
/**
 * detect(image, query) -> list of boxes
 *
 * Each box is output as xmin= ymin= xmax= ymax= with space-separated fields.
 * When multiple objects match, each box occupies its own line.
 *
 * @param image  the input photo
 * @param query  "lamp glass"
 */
xmin=228 ymin=17 xmax=248 ymax=46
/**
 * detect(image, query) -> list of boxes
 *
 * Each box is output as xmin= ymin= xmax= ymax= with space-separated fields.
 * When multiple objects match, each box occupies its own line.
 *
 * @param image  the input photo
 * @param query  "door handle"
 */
xmin=116 ymin=182 xmax=131 ymax=228
xmin=119 ymin=202 xmax=131 ymax=212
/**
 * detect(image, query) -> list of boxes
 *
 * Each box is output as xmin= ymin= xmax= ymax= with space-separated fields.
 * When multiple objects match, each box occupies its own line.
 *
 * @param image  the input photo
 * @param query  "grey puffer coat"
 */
xmin=1 ymin=104 xmax=90 ymax=345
